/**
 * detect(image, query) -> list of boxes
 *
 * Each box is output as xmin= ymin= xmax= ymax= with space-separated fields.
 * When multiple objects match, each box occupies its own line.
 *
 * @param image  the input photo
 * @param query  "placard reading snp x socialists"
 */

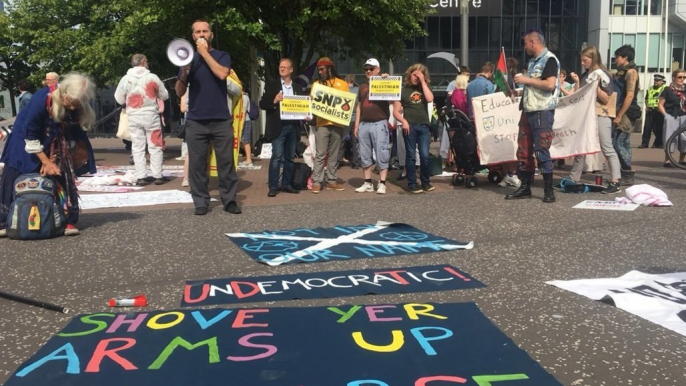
xmin=5 ymin=303 xmax=562 ymax=386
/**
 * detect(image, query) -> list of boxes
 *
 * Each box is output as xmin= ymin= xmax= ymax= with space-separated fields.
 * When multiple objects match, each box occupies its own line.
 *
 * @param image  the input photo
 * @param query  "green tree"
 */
xmin=5 ymin=0 xmax=432 ymax=90
xmin=0 ymin=11 xmax=34 ymax=117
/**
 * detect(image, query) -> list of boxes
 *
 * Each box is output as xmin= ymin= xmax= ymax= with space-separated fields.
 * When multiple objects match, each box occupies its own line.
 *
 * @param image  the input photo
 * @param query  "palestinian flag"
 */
xmin=493 ymin=47 xmax=512 ymax=97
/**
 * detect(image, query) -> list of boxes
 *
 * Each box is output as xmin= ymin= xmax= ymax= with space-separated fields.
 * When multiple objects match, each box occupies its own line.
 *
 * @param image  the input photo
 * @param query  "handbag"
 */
xmin=625 ymin=104 xmax=641 ymax=121
xmin=116 ymin=109 xmax=131 ymax=140
xmin=172 ymin=118 xmax=187 ymax=140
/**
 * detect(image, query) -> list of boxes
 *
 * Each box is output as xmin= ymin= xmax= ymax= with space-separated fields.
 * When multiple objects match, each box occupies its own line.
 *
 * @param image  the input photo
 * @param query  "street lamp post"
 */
xmin=460 ymin=0 xmax=469 ymax=70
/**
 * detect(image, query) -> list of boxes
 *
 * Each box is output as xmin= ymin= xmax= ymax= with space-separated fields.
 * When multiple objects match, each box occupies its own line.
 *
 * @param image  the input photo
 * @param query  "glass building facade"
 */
xmin=335 ymin=0 xmax=590 ymax=92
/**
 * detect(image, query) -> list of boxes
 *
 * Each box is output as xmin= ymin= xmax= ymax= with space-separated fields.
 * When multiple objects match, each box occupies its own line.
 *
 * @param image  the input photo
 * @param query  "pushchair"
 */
xmin=440 ymin=106 xmax=506 ymax=188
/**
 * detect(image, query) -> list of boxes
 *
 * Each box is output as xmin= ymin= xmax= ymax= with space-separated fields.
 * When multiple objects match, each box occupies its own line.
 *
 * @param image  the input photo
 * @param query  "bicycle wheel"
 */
xmin=665 ymin=126 xmax=686 ymax=170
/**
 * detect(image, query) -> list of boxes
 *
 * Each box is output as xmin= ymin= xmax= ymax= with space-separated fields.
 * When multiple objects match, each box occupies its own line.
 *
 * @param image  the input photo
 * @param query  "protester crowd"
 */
xmin=2 ymin=20 xmax=685 ymax=239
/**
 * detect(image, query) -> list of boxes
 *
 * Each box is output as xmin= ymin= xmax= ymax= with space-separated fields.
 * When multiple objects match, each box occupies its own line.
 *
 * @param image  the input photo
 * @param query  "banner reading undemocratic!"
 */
xmin=472 ymin=80 xmax=600 ymax=165
xmin=310 ymin=82 xmax=357 ymax=126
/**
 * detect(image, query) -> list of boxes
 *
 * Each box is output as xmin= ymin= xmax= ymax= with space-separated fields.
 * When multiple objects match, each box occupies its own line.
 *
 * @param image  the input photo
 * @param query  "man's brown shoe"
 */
xmin=326 ymin=182 xmax=345 ymax=191
xmin=311 ymin=184 xmax=321 ymax=194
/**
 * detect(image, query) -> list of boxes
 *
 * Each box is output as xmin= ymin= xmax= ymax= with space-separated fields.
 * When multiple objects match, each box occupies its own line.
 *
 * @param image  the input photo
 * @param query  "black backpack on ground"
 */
xmin=291 ymin=163 xmax=312 ymax=190
xmin=252 ymin=135 xmax=271 ymax=157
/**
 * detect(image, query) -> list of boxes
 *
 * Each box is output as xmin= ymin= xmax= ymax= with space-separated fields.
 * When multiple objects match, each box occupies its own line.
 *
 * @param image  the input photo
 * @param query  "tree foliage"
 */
xmin=2 ymin=0 xmax=432 ymax=93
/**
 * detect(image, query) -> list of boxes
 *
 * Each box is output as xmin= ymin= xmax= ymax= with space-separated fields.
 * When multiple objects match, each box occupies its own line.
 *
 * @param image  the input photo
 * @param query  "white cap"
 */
xmin=364 ymin=58 xmax=380 ymax=68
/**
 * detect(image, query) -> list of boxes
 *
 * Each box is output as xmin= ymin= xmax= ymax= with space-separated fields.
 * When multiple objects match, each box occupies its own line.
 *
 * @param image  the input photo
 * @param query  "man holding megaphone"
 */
xmin=174 ymin=19 xmax=240 ymax=216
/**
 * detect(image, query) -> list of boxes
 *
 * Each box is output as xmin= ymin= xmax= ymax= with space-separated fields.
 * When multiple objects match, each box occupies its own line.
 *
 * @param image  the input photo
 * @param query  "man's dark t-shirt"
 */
xmin=358 ymin=82 xmax=391 ymax=122
xmin=185 ymin=50 xmax=232 ymax=121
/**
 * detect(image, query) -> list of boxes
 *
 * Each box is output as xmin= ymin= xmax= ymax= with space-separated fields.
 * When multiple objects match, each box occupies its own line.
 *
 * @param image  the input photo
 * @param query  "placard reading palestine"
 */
xmin=369 ymin=76 xmax=402 ymax=100
xmin=310 ymin=82 xmax=357 ymax=126
xmin=226 ymin=221 xmax=474 ymax=266
xmin=280 ymin=95 xmax=312 ymax=120
xmin=182 ymin=264 xmax=485 ymax=306
xmin=4 ymin=303 xmax=562 ymax=386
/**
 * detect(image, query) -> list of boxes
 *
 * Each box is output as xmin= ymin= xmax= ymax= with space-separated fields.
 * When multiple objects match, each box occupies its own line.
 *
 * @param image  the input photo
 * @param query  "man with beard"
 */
xmin=639 ymin=74 xmax=666 ymax=149
xmin=310 ymin=57 xmax=349 ymax=194
xmin=174 ymin=19 xmax=240 ymax=215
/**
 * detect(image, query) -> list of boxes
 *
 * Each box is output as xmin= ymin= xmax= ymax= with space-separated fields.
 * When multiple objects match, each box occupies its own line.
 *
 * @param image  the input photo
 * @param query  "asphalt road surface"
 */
xmin=1 ymin=138 xmax=685 ymax=385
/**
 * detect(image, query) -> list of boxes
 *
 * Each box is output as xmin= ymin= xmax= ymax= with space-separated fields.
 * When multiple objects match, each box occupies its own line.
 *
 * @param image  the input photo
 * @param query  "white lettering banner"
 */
xmin=547 ymin=271 xmax=686 ymax=337
xmin=473 ymin=80 xmax=601 ymax=165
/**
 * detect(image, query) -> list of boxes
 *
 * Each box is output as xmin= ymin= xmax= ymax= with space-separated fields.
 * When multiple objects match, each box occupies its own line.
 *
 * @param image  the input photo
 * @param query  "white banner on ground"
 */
xmin=473 ymin=80 xmax=600 ymax=165
xmin=573 ymin=200 xmax=640 ymax=211
xmin=547 ymin=271 xmax=686 ymax=336
xmin=79 ymin=190 xmax=214 ymax=210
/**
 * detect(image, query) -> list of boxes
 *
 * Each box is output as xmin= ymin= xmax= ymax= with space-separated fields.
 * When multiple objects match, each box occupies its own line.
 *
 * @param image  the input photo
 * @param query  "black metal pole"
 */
xmin=0 ymin=290 xmax=69 ymax=313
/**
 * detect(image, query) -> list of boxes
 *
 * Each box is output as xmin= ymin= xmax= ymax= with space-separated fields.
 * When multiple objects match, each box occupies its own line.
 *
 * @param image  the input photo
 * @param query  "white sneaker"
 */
xmin=182 ymin=178 xmax=189 ymax=187
xmin=376 ymin=183 xmax=386 ymax=194
xmin=498 ymin=180 xmax=508 ymax=187
xmin=0 ymin=228 xmax=7 ymax=238
xmin=502 ymin=174 xmax=521 ymax=187
xmin=238 ymin=161 xmax=253 ymax=167
xmin=175 ymin=156 xmax=186 ymax=161
xmin=355 ymin=182 xmax=374 ymax=193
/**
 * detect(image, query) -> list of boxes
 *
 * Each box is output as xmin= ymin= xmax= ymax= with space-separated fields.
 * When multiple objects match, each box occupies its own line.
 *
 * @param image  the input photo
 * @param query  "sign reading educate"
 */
xmin=182 ymin=264 xmax=485 ymax=306
xmin=472 ymin=80 xmax=600 ymax=165
xmin=226 ymin=222 xmax=474 ymax=266
xmin=310 ymin=82 xmax=357 ymax=125
xmin=5 ymin=303 xmax=562 ymax=386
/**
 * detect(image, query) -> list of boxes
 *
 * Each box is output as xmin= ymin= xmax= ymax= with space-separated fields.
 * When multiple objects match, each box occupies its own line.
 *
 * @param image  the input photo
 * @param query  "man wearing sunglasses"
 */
xmin=505 ymin=28 xmax=560 ymax=203
xmin=354 ymin=58 xmax=393 ymax=194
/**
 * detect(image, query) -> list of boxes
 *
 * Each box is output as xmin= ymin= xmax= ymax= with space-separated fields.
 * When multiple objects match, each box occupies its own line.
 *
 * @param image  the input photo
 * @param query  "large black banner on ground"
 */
xmin=226 ymin=221 xmax=474 ymax=266
xmin=183 ymin=264 xmax=485 ymax=306
xmin=5 ymin=303 xmax=562 ymax=386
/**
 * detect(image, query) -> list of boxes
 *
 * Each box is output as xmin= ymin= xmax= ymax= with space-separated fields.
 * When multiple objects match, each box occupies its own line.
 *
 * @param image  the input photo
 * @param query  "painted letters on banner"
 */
xmin=4 ymin=303 xmax=562 ymax=386
xmin=280 ymin=95 xmax=312 ymax=120
xmin=472 ymin=80 xmax=600 ymax=165
xmin=310 ymin=82 xmax=357 ymax=126
xmin=547 ymin=271 xmax=686 ymax=336
xmin=182 ymin=264 xmax=485 ymax=306
xmin=369 ymin=76 xmax=402 ymax=101
xmin=226 ymin=221 xmax=474 ymax=266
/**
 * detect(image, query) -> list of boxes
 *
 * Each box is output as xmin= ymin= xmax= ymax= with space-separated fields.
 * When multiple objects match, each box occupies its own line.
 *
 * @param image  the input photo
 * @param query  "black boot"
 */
xmin=542 ymin=173 xmax=556 ymax=203
xmin=505 ymin=173 xmax=531 ymax=199
xmin=620 ymin=169 xmax=635 ymax=186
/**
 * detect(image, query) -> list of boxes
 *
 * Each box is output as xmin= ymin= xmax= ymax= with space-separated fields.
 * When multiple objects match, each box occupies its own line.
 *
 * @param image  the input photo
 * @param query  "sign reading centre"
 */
xmin=310 ymin=82 xmax=357 ymax=126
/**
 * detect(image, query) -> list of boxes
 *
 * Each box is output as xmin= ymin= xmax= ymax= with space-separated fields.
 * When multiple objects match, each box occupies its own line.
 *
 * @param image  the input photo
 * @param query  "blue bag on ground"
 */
xmin=7 ymin=173 xmax=66 ymax=240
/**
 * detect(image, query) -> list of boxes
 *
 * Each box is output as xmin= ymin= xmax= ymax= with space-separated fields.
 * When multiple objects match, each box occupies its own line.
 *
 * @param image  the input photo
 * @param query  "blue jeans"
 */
xmin=404 ymin=124 xmax=431 ymax=187
xmin=268 ymin=124 xmax=298 ymax=190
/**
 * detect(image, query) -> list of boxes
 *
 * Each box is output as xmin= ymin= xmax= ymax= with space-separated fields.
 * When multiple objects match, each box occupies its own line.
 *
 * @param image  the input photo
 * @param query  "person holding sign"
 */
xmin=354 ymin=58 xmax=393 ymax=194
xmin=310 ymin=57 xmax=349 ymax=194
xmin=259 ymin=58 xmax=307 ymax=198
xmin=505 ymin=28 xmax=560 ymax=203
xmin=393 ymin=64 xmax=434 ymax=194
xmin=568 ymin=46 xmax=622 ymax=194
